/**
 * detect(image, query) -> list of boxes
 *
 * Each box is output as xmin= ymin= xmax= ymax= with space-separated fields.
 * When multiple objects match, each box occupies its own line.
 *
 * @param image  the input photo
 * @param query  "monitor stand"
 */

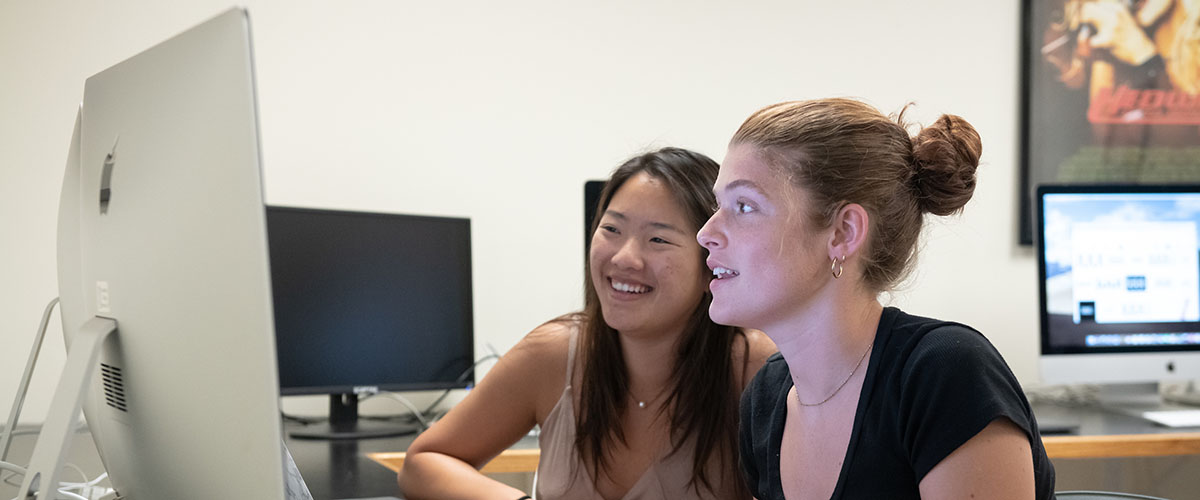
xmin=287 ymin=394 xmax=418 ymax=440
xmin=19 ymin=317 xmax=118 ymax=500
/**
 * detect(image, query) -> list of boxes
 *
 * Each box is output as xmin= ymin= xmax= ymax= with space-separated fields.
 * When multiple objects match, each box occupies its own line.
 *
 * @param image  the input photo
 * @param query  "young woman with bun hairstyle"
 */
xmin=697 ymin=99 xmax=1055 ymax=499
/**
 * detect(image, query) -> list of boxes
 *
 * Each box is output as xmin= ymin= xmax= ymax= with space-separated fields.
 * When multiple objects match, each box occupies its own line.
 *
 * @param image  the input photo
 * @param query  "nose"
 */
xmin=697 ymin=212 xmax=724 ymax=249
xmin=611 ymin=237 xmax=644 ymax=270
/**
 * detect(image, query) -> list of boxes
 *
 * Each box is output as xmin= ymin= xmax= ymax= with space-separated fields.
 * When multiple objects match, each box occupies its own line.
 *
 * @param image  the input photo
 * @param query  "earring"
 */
xmin=830 ymin=255 xmax=844 ymax=279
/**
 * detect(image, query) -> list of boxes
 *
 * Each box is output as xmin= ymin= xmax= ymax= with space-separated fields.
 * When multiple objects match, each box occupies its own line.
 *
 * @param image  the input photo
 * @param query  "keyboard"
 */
xmin=1140 ymin=409 xmax=1200 ymax=428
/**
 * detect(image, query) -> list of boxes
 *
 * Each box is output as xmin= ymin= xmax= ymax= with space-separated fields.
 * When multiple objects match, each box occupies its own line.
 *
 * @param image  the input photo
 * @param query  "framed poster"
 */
xmin=1020 ymin=0 xmax=1200 ymax=245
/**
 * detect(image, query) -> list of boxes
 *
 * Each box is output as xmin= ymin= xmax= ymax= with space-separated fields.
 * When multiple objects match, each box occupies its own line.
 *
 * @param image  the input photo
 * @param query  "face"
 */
xmin=696 ymin=144 xmax=832 ymax=331
xmin=590 ymin=171 xmax=709 ymax=339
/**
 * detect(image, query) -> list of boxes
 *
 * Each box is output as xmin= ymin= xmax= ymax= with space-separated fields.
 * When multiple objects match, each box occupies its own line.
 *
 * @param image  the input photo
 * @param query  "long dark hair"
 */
xmin=573 ymin=147 xmax=746 ymax=494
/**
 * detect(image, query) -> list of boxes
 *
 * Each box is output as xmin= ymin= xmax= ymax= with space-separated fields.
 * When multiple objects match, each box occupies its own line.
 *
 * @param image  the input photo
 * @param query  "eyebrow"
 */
xmin=604 ymin=210 xmax=689 ymax=235
xmin=718 ymin=179 xmax=769 ymax=197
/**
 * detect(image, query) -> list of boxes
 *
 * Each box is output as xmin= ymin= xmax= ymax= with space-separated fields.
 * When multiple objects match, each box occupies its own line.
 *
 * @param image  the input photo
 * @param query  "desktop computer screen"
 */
xmin=266 ymin=206 xmax=474 ymax=439
xmin=1037 ymin=184 xmax=1200 ymax=392
xmin=584 ymin=180 xmax=606 ymax=259
xmin=35 ymin=8 xmax=287 ymax=499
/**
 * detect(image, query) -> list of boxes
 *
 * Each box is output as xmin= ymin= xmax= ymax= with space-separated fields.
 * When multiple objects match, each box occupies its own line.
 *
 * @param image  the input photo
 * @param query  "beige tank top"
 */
xmin=534 ymin=331 xmax=742 ymax=500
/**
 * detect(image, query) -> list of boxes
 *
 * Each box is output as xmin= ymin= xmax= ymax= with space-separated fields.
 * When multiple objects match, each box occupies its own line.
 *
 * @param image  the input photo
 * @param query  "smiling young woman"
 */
xmin=398 ymin=147 xmax=776 ymax=500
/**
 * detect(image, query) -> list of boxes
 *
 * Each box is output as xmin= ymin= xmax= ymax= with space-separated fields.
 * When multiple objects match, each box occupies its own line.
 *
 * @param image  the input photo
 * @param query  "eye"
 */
xmin=650 ymin=236 xmax=672 ymax=244
xmin=737 ymin=201 xmax=756 ymax=214
xmin=600 ymin=224 xmax=619 ymax=234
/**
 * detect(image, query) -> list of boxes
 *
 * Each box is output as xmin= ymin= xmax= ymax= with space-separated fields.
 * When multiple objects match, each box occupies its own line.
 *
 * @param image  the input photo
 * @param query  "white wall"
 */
xmin=0 ymin=0 xmax=1037 ymax=423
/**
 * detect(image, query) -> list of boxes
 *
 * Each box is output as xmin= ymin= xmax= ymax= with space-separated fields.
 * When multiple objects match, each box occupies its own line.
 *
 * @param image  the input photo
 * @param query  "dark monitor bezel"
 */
xmin=1036 ymin=183 xmax=1200 ymax=356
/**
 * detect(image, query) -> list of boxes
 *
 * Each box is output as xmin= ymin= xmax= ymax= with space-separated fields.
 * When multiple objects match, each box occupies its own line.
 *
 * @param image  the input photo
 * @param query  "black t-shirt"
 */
xmin=739 ymin=307 xmax=1056 ymax=499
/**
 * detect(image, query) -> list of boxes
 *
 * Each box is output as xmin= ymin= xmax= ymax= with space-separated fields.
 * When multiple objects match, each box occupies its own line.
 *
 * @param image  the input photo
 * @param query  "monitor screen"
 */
xmin=1037 ymin=184 xmax=1200 ymax=385
xmin=584 ymin=180 xmax=607 ymax=260
xmin=266 ymin=206 xmax=474 ymax=396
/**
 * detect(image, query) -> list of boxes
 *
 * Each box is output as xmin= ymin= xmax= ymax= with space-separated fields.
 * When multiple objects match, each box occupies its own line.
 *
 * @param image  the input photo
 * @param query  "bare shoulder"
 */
xmin=736 ymin=329 xmax=778 ymax=389
xmin=506 ymin=316 xmax=580 ymax=421
xmin=508 ymin=315 xmax=577 ymax=365
xmin=404 ymin=316 xmax=581 ymax=468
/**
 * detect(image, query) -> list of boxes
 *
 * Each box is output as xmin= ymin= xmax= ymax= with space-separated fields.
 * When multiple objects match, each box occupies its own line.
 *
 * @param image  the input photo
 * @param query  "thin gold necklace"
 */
xmin=795 ymin=342 xmax=873 ymax=407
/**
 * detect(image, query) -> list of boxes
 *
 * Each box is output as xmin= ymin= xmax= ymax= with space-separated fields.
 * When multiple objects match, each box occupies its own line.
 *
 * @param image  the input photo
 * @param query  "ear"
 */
xmin=827 ymin=203 xmax=869 ymax=261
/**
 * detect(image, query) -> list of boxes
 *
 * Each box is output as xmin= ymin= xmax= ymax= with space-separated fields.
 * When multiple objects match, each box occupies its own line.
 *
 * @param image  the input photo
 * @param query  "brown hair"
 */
xmin=568 ymin=147 xmax=746 ymax=495
xmin=731 ymin=98 xmax=982 ymax=291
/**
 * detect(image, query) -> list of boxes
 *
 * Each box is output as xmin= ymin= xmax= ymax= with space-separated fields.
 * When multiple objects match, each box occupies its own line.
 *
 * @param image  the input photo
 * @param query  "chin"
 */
xmin=707 ymin=301 xmax=741 ymax=328
xmin=598 ymin=308 xmax=634 ymax=332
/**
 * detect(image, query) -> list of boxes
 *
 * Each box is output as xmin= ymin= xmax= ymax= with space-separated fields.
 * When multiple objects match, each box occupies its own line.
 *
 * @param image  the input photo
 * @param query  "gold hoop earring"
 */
xmin=831 ymin=255 xmax=844 ymax=279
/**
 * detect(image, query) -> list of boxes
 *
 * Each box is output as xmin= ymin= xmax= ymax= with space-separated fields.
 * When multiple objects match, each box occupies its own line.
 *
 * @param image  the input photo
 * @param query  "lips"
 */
xmin=707 ymin=257 xmax=740 ymax=280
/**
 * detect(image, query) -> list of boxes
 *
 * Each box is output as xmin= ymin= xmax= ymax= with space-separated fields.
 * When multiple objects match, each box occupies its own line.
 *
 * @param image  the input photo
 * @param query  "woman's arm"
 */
xmin=398 ymin=322 xmax=570 ymax=500
xmin=917 ymin=418 xmax=1035 ymax=500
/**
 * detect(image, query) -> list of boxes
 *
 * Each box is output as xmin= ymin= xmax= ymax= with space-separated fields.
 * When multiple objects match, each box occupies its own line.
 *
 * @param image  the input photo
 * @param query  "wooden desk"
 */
xmin=369 ymin=403 xmax=1200 ymax=474
xmin=369 ymin=448 xmax=539 ymax=474
xmin=368 ymin=433 xmax=1200 ymax=475
xmin=1042 ymin=432 xmax=1200 ymax=458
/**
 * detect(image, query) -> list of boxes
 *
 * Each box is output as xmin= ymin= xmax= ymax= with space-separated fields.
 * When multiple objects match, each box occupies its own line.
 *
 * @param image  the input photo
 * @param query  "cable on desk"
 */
xmin=419 ymin=350 xmax=501 ymax=416
xmin=1 ymin=462 xmax=113 ymax=500
xmin=355 ymin=350 xmax=502 ymax=427
xmin=279 ymin=349 xmax=502 ymax=432
xmin=371 ymin=393 xmax=431 ymax=430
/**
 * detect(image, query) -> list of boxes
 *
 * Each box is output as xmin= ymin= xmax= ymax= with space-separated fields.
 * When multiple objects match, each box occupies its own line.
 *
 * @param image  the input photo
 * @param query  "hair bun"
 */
xmin=910 ymin=114 xmax=982 ymax=216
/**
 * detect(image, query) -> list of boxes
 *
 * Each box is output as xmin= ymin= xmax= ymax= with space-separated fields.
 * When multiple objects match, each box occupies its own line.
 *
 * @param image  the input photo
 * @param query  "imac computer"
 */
xmin=1037 ymin=184 xmax=1200 ymax=422
xmin=266 ymin=206 xmax=474 ymax=440
xmin=24 ymin=8 xmax=288 ymax=498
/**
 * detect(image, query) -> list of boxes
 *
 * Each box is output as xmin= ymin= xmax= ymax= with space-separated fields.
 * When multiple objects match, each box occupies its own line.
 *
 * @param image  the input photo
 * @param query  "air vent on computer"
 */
xmin=100 ymin=363 xmax=128 ymax=412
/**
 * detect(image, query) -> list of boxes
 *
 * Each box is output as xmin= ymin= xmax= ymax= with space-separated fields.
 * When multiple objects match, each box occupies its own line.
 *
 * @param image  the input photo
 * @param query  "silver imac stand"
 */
xmin=17 ymin=317 xmax=116 ymax=500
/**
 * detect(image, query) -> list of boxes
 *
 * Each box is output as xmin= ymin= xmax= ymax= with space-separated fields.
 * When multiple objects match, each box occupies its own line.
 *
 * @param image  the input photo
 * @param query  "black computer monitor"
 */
xmin=584 ymin=180 xmax=607 ymax=258
xmin=266 ymin=206 xmax=474 ymax=439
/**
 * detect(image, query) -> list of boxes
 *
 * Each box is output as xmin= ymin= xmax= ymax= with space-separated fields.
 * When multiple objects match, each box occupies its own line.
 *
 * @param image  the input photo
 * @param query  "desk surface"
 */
xmin=1033 ymin=402 xmax=1200 ymax=458
xmin=10 ymin=405 xmax=1196 ymax=500
xmin=364 ymin=402 xmax=1200 ymax=478
xmin=282 ymin=422 xmax=415 ymax=500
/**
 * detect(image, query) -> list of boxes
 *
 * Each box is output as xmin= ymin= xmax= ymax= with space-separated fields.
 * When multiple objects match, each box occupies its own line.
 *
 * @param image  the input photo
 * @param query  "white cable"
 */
xmin=58 ymin=471 xmax=107 ymax=488
xmin=1 ymin=460 xmax=112 ymax=500
xmin=56 ymin=489 xmax=88 ymax=500
xmin=62 ymin=462 xmax=86 ymax=484
xmin=0 ymin=460 xmax=26 ymax=476
xmin=420 ymin=353 xmax=501 ymax=415
xmin=372 ymin=393 xmax=430 ymax=429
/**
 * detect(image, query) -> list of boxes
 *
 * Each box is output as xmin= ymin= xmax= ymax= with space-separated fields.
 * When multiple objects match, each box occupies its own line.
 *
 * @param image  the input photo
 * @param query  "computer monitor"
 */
xmin=1037 ymin=184 xmax=1200 ymax=408
xmin=584 ymin=180 xmax=606 ymax=259
xmin=25 ymin=8 xmax=287 ymax=499
xmin=266 ymin=206 xmax=474 ymax=439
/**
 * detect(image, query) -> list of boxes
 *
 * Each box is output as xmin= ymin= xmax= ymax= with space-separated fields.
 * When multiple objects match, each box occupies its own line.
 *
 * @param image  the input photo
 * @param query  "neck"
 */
xmin=617 ymin=329 xmax=679 ymax=401
xmin=768 ymin=294 xmax=883 ymax=402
